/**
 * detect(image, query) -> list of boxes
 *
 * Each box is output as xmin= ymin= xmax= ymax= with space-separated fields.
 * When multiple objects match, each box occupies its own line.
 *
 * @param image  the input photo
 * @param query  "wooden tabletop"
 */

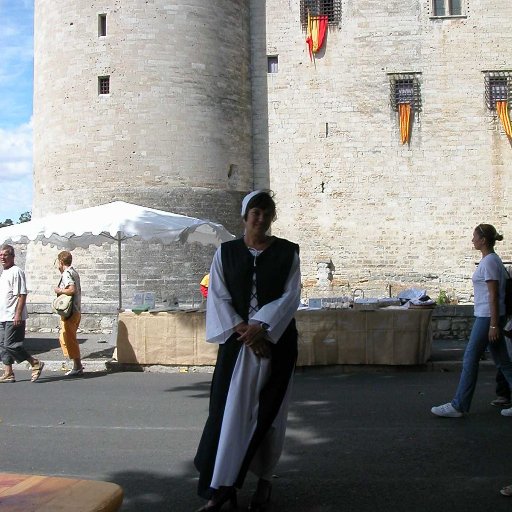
xmin=0 ymin=472 xmax=123 ymax=512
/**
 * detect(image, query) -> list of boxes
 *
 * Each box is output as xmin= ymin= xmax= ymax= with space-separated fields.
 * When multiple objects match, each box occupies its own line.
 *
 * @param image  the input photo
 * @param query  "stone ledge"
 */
xmin=432 ymin=305 xmax=473 ymax=317
xmin=28 ymin=302 xmax=117 ymax=314
xmin=24 ymin=304 xmax=477 ymax=340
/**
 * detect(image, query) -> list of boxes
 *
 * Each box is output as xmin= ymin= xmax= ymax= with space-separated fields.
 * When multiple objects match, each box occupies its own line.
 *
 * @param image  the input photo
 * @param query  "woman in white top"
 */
xmin=431 ymin=224 xmax=512 ymax=417
xmin=194 ymin=191 xmax=301 ymax=512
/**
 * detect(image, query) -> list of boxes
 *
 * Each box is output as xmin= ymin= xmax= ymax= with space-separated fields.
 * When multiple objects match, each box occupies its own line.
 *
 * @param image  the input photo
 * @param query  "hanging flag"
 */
xmin=306 ymin=13 xmax=313 ymax=60
xmin=496 ymin=100 xmax=512 ymax=138
xmin=399 ymin=103 xmax=412 ymax=144
xmin=305 ymin=13 xmax=328 ymax=61
xmin=200 ymin=273 xmax=209 ymax=299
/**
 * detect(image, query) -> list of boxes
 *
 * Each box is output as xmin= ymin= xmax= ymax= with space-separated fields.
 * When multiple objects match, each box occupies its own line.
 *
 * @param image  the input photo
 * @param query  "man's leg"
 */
xmin=0 ymin=321 xmax=14 ymax=380
xmin=0 ymin=321 xmax=19 ymax=381
xmin=1 ymin=322 xmax=44 ymax=382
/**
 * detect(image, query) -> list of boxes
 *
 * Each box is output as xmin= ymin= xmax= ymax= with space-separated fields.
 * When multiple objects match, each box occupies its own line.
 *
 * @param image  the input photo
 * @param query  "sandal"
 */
xmin=31 ymin=361 xmax=45 ymax=382
xmin=500 ymin=485 xmax=512 ymax=496
xmin=65 ymin=366 xmax=84 ymax=377
xmin=0 ymin=373 xmax=15 ymax=383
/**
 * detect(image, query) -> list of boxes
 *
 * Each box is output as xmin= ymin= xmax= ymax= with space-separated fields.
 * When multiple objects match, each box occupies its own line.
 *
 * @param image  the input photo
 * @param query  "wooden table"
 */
xmin=0 ymin=473 xmax=123 ymax=512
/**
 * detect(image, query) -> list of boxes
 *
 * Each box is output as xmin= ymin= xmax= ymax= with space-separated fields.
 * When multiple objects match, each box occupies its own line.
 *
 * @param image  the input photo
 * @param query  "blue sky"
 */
xmin=0 ymin=0 xmax=34 ymax=223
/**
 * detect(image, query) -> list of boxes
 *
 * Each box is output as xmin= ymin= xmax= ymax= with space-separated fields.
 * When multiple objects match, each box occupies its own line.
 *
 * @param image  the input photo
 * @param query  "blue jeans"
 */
xmin=452 ymin=316 xmax=512 ymax=412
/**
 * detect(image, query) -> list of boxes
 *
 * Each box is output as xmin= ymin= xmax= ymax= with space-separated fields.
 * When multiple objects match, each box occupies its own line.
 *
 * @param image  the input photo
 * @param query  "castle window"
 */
xmin=98 ymin=76 xmax=110 ymax=95
xmin=300 ymin=0 xmax=341 ymax=28
xmin=389 ymin=73 xmax=422 ymax=144
xmin=267 ymin=56 xmax=278 ymax=74
xmin=484 ymin=71 xmax=511 ymax=110
xmin=484 ymin=71 xmax=512 ymax=137
xmin=389 ymin=73 xmax=422 ymax=113
xmin=98 ymin=14 xmax=107 ymax=37
xmin=431 ymin=0 xmax=464 ymax=17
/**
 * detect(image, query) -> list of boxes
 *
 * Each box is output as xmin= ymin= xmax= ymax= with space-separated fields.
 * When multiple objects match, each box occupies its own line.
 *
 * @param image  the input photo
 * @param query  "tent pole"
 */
xmin=118 ymin=235 xmax=122 ymax=311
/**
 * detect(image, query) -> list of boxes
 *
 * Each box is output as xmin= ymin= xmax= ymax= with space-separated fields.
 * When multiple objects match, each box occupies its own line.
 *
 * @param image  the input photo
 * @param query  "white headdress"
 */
xmin=241 ymin=190 xmax=264 ymax=217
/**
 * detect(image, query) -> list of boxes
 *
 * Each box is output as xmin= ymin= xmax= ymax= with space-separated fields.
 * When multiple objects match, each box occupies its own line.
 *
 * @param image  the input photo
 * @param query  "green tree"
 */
xmin=18 ymin=211 xmax=31 ymax=223
xmin=0 ymin=219 xmax=13 ymax=228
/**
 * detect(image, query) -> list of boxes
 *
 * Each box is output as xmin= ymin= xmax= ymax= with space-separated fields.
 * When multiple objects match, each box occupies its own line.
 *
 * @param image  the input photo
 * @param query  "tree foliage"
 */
xmin=18 ymin=211 xmax=31 ymax=223
xmin=0 ymin=211 xmax=31 ymax=228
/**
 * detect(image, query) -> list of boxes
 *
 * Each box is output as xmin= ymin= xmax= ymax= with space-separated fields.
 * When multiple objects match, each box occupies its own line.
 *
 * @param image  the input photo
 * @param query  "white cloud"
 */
xmin=0 ymin=120 xmax=33 ymax=221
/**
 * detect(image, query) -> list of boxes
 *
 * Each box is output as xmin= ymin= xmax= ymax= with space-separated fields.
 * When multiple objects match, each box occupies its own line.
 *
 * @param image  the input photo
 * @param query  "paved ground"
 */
xmin=1 ymin=363 xmax=511 ymax=512
xmin=19 ymin=331 xmax=117 ymax=373
xmin=3 ymin=332 xmax=512 ymax=511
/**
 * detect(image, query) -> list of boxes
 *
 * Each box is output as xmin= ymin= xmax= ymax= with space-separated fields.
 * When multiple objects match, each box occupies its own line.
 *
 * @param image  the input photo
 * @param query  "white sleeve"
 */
xmin=482 ymin=256 xmax=501 ymax=282
xmin=13 ymin=268 xmax=28 ymax=297
xmin=249 ymin=251 xmax=301 ymax=343
xmin=61 ymin=270 xmax=75 ymax=288
xmin=205 ymin=248 xmax=244 ymax=344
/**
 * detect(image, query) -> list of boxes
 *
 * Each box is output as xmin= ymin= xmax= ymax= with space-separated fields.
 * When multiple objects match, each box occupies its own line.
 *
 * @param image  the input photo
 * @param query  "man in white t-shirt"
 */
xmin=0 ymin=245 xmax=44 ymax=383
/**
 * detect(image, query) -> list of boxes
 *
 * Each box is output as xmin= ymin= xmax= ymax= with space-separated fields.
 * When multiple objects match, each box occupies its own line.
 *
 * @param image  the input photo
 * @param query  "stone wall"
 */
xmin=31 ymin=0 xmax=253 ymax=305
xmin=33 ymin=0 xmax=253 ymax=215
xmin=252 ymin=0 xmax=512 ymax=302
xmin=27 ymin=303 xmax=116 ymax=333
xmin=30 ymin=0 xmax=512 ymax=308
xmin=431 ymin=305 xmax=474 ymax=340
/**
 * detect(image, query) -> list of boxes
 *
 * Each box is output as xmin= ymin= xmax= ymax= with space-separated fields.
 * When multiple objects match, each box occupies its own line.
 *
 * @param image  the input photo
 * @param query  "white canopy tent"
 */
xmin=0 ymin=201 xmax=235 ymax=309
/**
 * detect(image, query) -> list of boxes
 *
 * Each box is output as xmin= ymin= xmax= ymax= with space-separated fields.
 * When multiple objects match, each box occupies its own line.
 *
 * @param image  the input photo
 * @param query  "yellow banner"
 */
xmin=399 ymin=103 xmax=411 ymax=144
xmin=496 ymin=101 xmax=512 ymax=138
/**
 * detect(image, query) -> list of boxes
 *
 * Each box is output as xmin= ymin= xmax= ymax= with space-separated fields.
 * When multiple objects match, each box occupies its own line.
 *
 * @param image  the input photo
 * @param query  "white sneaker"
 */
xmin=431 ymin=403 xmax=463 ymax=418
xmin=501 ymin=407 xmax=512 ymax=417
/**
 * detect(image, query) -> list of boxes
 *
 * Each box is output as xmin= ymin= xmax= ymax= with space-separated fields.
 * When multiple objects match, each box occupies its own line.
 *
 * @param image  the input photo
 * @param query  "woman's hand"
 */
xmin=250 ymin=338 xmax=271 ymax=358
xmin=489 ymin=326 xmax=500 ymax=343
xmin=237 ymin=324 xmax=271 ymax=358
xmin=234 ymin=322 xmax=248 ymax=335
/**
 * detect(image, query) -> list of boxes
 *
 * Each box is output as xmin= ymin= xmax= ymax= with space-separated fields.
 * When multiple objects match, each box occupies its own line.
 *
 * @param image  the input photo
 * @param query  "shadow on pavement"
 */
xmin=105 ymin=372 xmax=512 ymax=512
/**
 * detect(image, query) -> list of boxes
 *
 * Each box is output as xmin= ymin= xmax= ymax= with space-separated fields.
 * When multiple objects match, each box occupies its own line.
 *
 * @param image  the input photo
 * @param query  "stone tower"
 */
xmin=29 ymin=0 xmax=253 ymax=314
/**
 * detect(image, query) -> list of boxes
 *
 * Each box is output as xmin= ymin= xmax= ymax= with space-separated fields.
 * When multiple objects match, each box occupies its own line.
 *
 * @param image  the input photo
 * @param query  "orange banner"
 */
xmin=496 ymin=100 xmax=512 ymax=138
xmin=399 ymin=103 xmax=412 ymax=144
xmin=306 ymin=14 xmax=328 ymax=60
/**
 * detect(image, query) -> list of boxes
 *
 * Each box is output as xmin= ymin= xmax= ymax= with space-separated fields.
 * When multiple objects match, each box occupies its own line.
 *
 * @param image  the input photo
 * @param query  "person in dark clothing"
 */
xmin=491 ymin=369 xmax=511 ymax=407
xmin=193 ymin=191 xmax=301 ymax=512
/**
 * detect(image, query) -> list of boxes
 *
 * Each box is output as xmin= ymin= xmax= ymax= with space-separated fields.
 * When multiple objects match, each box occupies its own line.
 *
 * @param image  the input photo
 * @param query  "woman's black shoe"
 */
xmin=195 ymin=486 xmax=237 ymax=511
xmin=248 ymin=479 xmax=272 ymax=511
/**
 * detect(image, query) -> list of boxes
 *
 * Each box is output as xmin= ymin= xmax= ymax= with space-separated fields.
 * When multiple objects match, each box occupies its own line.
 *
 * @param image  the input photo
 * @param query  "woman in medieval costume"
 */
xmin=194 ymin=190 xmax=301 ymax=512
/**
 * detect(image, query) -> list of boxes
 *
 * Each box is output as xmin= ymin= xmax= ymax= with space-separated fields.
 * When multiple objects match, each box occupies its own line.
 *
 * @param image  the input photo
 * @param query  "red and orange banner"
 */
xmin=306 ymin=13 xmax=328 ymax=60
xmin=399 ymin=103 xmax=412 ymax=144
xmin=496 ymin=100 xmax=512 ymax=138
xmin=200 ymin=273 xmax=209 ymax=299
